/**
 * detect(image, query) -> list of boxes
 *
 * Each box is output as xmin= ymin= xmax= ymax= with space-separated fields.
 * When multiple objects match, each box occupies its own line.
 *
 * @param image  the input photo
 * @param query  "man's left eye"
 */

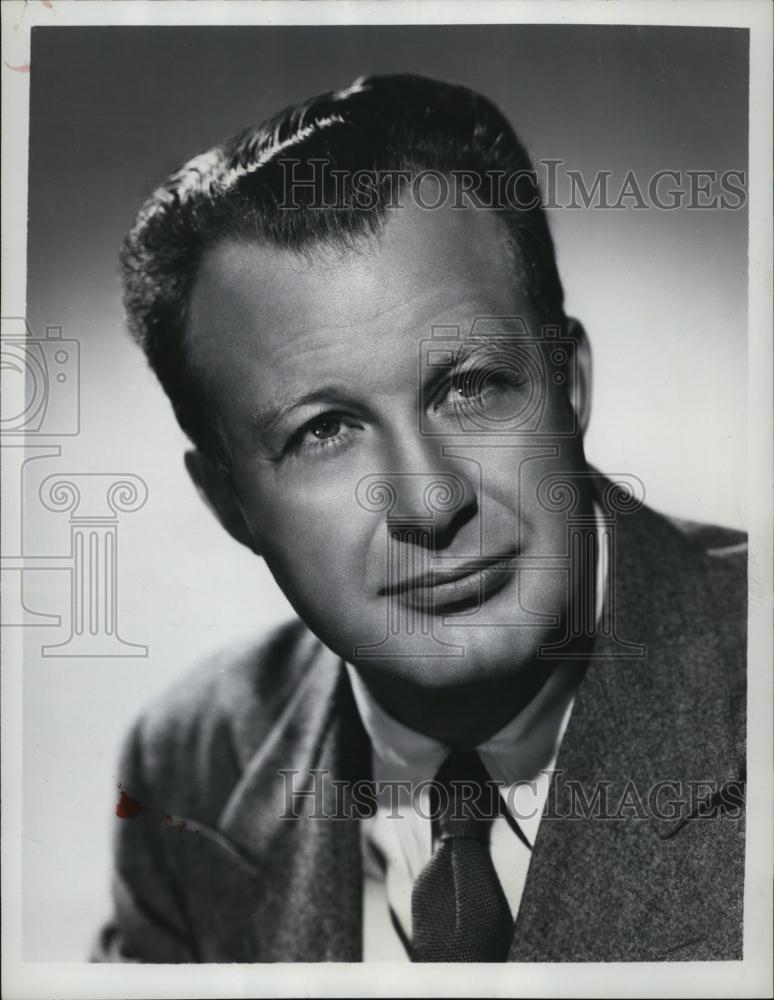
xmin=307 ymin=416 xmax=342 ymax=440
xmin=454 ymin=373 xmax=480 ymax=399
xmin=442 ymin=368 xmax=504 ymax=407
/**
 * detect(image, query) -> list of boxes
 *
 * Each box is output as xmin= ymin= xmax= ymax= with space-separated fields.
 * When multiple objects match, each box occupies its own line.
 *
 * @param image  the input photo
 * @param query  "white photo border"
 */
xmin=2 ymin=2 xmax=771 ymax=998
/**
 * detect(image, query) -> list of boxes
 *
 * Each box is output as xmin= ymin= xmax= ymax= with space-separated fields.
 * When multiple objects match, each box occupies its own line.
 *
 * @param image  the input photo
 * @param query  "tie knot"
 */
xmin=430 ymin=750 xmax=502 ymax=842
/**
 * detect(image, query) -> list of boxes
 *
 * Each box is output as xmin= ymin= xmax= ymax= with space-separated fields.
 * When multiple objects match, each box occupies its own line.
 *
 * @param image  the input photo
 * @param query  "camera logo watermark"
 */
xmin=1 ymin=320 xmax=80 ymax=436
xmin=349 ymin=315 xmax=645 ymax=662
xmin=36 ymin=473 xmax=148 ymax=657
xmin=419 ymin=319 xmax=577 ymax=437
xmin=1 ymin=316 xmax=149 ymax=656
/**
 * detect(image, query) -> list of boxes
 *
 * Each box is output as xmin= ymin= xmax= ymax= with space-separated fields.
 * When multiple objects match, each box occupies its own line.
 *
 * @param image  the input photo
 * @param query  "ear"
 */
xmin=564 ymin=317 xmax=592 ymax=436
xmin=184 ymin=449 xmax=259 ymax=553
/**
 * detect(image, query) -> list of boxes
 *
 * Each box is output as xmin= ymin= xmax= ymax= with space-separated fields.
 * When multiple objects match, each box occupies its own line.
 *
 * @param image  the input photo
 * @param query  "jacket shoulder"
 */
xmin=665 ymin=514 xmax=747 ymax=555
xmin=665 ymin=514 xmax=747 ymax=602
xmin=120 ymin=617 xmax=325 ymax=825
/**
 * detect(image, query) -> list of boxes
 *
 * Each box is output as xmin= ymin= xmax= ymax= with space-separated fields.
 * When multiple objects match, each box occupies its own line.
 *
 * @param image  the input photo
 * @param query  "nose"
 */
xmin=357 ymin=438 xmax=478 ymax=551
xmin=388 ymin=472 xmax=477 ymax=550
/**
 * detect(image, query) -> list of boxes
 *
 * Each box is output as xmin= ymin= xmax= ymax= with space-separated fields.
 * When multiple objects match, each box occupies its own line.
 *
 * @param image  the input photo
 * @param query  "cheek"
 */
xmin=239 ymin=476 xmax=374 ymax=595
xmin=476 ymin=434 xmax=588 ymax=546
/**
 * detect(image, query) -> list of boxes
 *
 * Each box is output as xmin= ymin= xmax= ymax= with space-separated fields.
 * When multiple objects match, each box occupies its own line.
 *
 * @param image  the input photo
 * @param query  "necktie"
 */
xmin=410 ymin=749 xmax=514 ymax=962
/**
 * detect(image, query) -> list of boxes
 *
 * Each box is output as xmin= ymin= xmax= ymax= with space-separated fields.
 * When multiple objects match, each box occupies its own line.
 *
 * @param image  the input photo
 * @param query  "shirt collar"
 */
xmin=346 ymin=658 xmax=580 ymax=789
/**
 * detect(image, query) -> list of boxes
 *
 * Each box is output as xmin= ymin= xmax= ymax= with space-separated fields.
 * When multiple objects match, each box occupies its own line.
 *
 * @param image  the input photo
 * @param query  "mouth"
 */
xmin=380 ymin=550 xmax=517 ymax=613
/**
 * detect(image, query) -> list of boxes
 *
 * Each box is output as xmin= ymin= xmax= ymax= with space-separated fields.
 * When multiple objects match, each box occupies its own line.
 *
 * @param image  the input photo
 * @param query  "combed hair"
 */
xmin=120 ymin=73 xmax=565 ymax=461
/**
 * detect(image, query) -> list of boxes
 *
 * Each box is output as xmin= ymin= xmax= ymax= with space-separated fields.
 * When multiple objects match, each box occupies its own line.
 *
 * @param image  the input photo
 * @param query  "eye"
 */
xmin=307 ymin=415 xmax=342 ymax=440
xmin=286 ymin=410 xmax=362 ymax=458
xmin=438 ymin=367 xmax=507 ymax=409
xmin=454 ymin=372 xmax=480 ymax=399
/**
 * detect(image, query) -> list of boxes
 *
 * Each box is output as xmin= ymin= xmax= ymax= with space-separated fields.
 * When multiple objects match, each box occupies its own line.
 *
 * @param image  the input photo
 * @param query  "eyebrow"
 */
xmin=250 ymin=385 xmax=358 ymax=441
xmin=250 ymin=340 xmax=491 ymax=442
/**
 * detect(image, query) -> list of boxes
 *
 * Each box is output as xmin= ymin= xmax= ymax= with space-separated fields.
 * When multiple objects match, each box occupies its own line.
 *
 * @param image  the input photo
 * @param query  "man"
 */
xmin=94 ymin=74 xmax=746 ymax=963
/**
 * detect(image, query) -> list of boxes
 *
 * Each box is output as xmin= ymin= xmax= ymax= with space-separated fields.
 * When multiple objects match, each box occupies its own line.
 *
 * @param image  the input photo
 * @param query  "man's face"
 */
xmin=186 ymin=200 xmax=591 ymax=714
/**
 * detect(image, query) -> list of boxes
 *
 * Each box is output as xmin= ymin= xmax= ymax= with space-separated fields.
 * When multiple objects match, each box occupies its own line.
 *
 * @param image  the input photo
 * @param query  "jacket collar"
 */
xmin=509 ymin=495 xmax=742 ymax=960
xmin=579 ymin=493 xmax=739 ymax=837
xmin=164 ymin=639 xmax=368 ymax=961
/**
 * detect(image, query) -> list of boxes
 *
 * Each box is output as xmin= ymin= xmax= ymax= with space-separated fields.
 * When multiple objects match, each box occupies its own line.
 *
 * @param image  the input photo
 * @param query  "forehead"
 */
xmin=185 ymin=201 xmax=526 ymax=420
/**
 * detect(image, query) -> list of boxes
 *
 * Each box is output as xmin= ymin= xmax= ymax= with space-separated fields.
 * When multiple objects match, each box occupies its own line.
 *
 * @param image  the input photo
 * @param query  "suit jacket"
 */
xmin=93 ymin=499 xmax=747 ymax=962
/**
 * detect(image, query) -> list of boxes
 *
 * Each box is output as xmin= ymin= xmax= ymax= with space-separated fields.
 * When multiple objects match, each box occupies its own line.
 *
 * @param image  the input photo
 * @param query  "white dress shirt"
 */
xmin=347 ymin=503 xmax=608 ymax=960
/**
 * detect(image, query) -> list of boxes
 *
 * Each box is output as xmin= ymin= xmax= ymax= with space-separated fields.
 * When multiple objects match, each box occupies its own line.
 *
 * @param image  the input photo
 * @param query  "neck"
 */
xmin=353 ymin=642 xmax=590 ymax=747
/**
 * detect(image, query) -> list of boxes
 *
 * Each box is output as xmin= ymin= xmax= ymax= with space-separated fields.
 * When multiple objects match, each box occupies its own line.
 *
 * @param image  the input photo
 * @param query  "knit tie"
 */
xmin=411 ymin=749 xmax=514 ymax=962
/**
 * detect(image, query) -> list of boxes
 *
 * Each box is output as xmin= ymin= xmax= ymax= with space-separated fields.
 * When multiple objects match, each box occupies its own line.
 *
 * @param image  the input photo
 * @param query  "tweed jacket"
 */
xmin=94 ymin=499 xmax=747 ymax=963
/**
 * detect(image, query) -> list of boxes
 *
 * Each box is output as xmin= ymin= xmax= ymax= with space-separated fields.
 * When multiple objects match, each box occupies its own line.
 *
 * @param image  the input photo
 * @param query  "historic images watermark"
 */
xmin=277 ymin=768 xmax=745 ymax=824
xmin=279 ymin=159 xmax=747 ymax=212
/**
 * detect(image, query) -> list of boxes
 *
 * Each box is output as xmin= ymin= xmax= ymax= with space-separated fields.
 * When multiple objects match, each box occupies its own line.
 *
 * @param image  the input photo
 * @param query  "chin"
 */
xmin=310 ymin=583 xmax=570 ymax=693
xmin=352 ymin=629 xmax=548 ymax=695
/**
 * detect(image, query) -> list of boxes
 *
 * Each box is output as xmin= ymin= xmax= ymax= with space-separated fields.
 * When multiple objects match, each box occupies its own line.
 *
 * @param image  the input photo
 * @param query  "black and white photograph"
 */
xmin=2 ymin=2 xmax=772 ymax=997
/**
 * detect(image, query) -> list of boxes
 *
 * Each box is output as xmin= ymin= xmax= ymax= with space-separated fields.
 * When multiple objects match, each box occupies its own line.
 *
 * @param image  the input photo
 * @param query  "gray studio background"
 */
xmin=21 ymin=25 xmax=748 ymax=959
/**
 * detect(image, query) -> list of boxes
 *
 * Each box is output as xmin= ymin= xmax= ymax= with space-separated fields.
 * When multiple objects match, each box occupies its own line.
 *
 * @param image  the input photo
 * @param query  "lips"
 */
xmin=380 ymin=549 xmax=517 ymax=613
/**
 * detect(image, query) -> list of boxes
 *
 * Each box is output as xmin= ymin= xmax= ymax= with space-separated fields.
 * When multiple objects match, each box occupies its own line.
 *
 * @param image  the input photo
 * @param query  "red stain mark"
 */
xmin=117 ymin=783 xmax=193 ymax=831
xmin=4 ymin=63 xmax=31 ymax=73
xmin=12 ymin=0 xmax=55 ymax=31
xmin=116 ymin=783 xmax=146 ymax=819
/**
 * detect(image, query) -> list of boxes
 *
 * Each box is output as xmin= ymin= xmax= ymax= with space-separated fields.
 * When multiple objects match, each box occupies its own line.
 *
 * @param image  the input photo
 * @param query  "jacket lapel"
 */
xmin=510 ymin=501 xmax=743 ymax=960
xmin=170 ymin=643 xmax=369 ymax=962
